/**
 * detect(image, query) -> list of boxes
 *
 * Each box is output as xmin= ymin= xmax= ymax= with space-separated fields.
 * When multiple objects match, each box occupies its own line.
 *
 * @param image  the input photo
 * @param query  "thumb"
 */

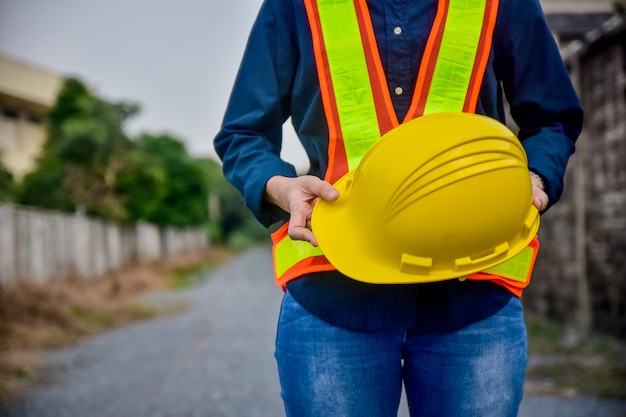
xmin=318 ymin=182 xmax=339 ymax=201
xmin=299 ymin=175 xmax=339 ymax=201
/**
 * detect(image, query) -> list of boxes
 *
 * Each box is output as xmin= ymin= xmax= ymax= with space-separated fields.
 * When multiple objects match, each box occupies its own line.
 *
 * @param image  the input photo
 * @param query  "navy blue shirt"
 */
xmin=214 ymin=0 xmax=583 ymax=331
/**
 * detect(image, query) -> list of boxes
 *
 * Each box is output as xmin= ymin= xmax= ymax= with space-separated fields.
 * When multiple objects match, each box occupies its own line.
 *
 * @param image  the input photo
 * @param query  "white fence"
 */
xmin=0 ymin=203 xmax=209 ymax=287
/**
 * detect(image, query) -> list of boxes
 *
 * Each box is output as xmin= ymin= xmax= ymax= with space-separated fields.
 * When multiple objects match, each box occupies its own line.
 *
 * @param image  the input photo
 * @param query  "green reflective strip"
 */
xmin=275 ymin=235 xmax=324 ymax=277
xmin=482 ymin=246 xmax=534 ymax=282
xmin=317 ymin=0 xmax=380 ymax=170
xmin=424 ymin=0 xmax=487 ymax=115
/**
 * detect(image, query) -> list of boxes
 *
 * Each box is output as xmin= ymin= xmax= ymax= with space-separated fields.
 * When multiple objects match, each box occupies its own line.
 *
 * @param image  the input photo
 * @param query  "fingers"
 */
xmin=265 ymin=175 xmax=338 ymax=245
xmin=295 ymin=175 xmax=339 ymax=202
xmin=530 ymin=173 xmax=548 ymax=212
xmin=288 ymin=206 xmax=318 ymax=246
xmin=288 ymin=224 xmax=318 ymax=246
xmin=315 ymin=180 xmax=339 ymax=201
xmin=532 ymin=191 xmax=549 ymax=212
xmin=287 ymin=177 xmax=337 ymax=245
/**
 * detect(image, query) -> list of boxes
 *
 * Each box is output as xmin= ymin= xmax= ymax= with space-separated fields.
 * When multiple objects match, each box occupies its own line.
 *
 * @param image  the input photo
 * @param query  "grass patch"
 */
xmin=526 ymin=314 xmax=626 ymax=400
xmin=169 ymin=265 xmax=211 ymax=290
xmin=168 ymin=245 xmax=236 ymax=291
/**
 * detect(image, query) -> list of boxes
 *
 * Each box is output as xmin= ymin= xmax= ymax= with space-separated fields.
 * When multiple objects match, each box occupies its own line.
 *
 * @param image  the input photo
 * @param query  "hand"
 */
xmin=265 ymin=175 xmax=339 ymax=246
xmin=530 ymin=174 xmax=548 ymax=212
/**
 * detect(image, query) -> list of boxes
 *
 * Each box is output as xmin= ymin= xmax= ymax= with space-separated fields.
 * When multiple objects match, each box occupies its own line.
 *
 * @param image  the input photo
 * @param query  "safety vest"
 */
xmin=271 ymin=0 xmax=539 ymax=297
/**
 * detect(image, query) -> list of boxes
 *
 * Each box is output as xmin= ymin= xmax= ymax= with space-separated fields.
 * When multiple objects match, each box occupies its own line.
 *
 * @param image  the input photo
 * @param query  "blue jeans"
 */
xmin=275 ymin=290 xmax=527 ymax=417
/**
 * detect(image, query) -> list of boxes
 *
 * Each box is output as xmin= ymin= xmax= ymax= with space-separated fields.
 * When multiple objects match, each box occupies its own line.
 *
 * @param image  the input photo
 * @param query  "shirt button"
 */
xmin=393 ymin=26 xmax=403 ymax=35
xmin=395 ymin=86 xmax=404 ymax=95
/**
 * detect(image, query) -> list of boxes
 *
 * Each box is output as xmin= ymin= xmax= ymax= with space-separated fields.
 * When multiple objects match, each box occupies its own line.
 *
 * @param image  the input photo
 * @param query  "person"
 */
xmin=214 ymin=0 xmax=583 ymax=416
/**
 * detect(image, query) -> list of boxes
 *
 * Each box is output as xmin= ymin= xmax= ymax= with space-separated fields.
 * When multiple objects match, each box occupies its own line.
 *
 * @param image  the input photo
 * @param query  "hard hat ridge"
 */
xmin=382 ymin=141 xmax=529 ymax=223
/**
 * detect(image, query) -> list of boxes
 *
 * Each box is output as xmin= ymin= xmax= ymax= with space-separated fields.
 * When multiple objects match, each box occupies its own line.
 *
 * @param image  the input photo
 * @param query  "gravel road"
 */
xmin=2 ymin=246 xmax=625 ymax=417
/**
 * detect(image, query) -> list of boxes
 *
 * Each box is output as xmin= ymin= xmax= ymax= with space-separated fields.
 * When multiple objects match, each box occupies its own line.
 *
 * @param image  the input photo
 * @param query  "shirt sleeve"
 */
xmin=213 ymin=0 xmax=299 ymax=227
xmin=494 ymin=0 xmax=584 ymax=211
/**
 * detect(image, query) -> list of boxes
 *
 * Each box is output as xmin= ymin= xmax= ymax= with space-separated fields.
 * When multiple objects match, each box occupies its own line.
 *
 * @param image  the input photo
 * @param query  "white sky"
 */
xmin=0 ymin=0 xmax=309 ymax=169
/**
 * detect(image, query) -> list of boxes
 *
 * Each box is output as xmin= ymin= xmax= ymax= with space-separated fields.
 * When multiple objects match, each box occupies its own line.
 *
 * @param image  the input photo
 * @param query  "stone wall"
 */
xmin=525 ymin=18 xmax=626 ymax=340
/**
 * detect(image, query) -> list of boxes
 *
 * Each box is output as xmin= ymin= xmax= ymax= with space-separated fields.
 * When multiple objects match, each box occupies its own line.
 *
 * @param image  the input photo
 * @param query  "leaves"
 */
xmin=18 ymin=78 xmax=135 ymax=220
xmin=12 ymin=76 xmax=263 ymax=245
xmin=0 ymin=151 xmax=15 ymax=202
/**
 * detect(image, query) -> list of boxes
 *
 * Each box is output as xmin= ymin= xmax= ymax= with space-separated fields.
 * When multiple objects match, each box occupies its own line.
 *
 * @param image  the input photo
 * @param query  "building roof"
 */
xmin=539 ymin=0 xmax=615 ymax=14
xmin=0 ymin=53 xmax=63 ymax=113
xmin=546 ymin=12 xmax=617 ymax=42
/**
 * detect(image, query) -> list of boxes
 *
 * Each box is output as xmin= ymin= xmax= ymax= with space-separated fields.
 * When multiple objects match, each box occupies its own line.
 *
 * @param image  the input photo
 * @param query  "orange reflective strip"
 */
xmin=271 ymin=222 xmax=335 ymax=287
xmin=463 ymin=0 xmax=499 ymax=112
xmin=303 ymin=0 xmax=348 ymax=184
xmin=406 ymin=0 xmax=450 ymax=120
xmin=406 ymin=0 xmax=499 ymax=119
xmin=354 ymin=0 xmax=398 ymax=134
xmin=276 ymin=257 xmax=336 ymax=287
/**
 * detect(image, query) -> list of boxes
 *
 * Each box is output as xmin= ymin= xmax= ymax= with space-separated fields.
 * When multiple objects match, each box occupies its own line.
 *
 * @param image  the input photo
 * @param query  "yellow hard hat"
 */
xmin=311 ymin=112 xmax=540 ymax=284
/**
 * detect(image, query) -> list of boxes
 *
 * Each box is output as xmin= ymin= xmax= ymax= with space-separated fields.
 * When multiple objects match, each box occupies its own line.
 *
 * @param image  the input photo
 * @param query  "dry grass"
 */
xmin=0 ymin=247 xmax=233 ymax=403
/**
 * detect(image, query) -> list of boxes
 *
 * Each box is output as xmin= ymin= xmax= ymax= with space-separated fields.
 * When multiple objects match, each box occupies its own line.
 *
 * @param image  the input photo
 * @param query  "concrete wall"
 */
xmin=0 ymin=203 xmax=209 ymax=288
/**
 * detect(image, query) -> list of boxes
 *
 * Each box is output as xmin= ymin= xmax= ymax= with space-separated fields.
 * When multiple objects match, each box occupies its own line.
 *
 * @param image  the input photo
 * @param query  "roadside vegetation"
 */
xmin=525 ymin=314 xmax=626 ymax=400
xmin=0 ymin=76 xmax=268 ymax=404
xmin=0 ymin=247 xmax=235 ymax=404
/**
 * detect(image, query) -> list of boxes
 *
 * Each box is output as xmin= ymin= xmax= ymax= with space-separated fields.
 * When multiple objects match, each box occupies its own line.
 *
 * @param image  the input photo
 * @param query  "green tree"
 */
xmin=18 ymin=158 xmax=73 ymax=211
xmin=0 ymin=151 xmax=15 ymax=202
xmin=18 ymin=77 xmax=140 ymax=220
xmin=114 ymin=149 xmax=166 ymax=222
xmin=15 ymin=77 xmax=222 ymax=234
xmin=136 ymin=134 xmax=208 ymax=226
xmin=198 ymin=158 xmax=268 ymax=245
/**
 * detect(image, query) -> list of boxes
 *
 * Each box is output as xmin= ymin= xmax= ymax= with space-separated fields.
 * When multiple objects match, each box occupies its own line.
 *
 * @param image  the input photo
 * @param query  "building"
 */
xmin=540 ymin=0 xmax=616 ymax=44
xmin=540 ymin=0 xmax=614 ymax=14
xmin=0 ymin=53 xmax=63 ymax=179
xmin=526 ymin=14 xmax=626 ymax=340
